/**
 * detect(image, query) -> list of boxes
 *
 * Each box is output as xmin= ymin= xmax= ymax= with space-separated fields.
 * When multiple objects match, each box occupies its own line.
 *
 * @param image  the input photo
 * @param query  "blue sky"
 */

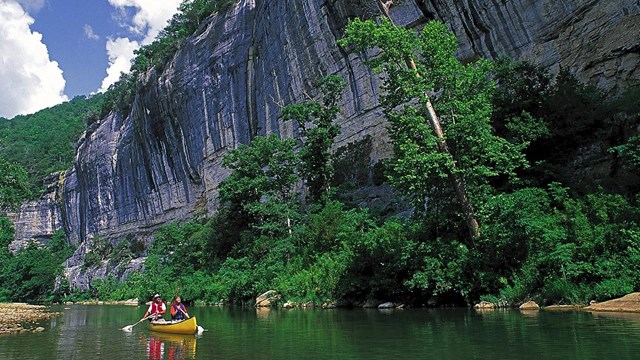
xmin=30 ymin=1 xmax=126 ymax=97
xmin=0 ymin=0 xmax=182 ymax=118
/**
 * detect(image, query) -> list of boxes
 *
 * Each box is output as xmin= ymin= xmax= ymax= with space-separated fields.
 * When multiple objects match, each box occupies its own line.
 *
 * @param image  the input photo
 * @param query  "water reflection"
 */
xmin=255 ymin=306 xmax=272 ymax=320
xmin=145 ymin=332 xmax=197 ymax=360
xmin=5 ymin=305 xmax=640 ymax=359
xmin=590 ymin=311 xmax=640 ymax=323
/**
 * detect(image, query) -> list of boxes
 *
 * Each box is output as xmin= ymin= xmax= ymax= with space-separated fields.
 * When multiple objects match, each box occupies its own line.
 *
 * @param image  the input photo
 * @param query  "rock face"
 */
xmin=8 ymin=0 xmax=639 ymax=288
xmin=419 ymin=0 xmax=640 ymax=92
xmin=7 ymin=173 xmax=64 ymax=252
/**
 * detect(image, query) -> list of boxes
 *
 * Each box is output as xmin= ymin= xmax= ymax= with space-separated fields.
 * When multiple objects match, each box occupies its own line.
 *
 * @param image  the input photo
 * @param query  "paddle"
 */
xmin=176 ymin=304 xmax=205 ymax=334
xmin=122 ymin=314 xmax=153 ymax=332
xmin=176 ymin=305 xmax=190 ymax=319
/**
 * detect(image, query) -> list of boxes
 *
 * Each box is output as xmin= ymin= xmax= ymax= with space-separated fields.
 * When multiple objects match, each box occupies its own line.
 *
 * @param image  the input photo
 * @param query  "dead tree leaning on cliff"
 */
xmin=373 ymin=0 xmax=480 ymax=239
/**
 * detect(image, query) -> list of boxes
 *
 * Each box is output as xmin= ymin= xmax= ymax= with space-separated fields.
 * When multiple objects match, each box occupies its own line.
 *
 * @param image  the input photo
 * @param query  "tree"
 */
xmin=340 ymin=19 xmax=529 ymax=241
xmin=219 ymin=134 xmax=300 ymax=236
xmin=611 ymin=135 xmax=640 ymax=172
xmin=0 ymin=216 xmax=13 ymax=259
xmin=491 ymin=58 xmax=551 ymax=145
xmin=0 ymin=157 xmax=31 ymax=210
xmin=281 ymin=75 xmax=345 ymax=203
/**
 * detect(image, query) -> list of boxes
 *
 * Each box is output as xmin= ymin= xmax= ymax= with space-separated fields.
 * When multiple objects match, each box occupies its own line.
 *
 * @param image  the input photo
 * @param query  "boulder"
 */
xmin=585 ymin=292 xmax=640 ymax=312
xmin=519 ymin=301 xmax=540 ymax=310
xmin=474 ymin=301 xmax=496 ymax=310
xmin=363 ymin=299 xmax=382 ymax=308
xmin=378 ymin=302 xmax=395 ymax=309
xmin=283 ymin=301 xmax=297 ymax=309
xmin=255 ymin=290 xmax=280 ymax=307
xmin=322 ymin=301 xmax=337 ymax=309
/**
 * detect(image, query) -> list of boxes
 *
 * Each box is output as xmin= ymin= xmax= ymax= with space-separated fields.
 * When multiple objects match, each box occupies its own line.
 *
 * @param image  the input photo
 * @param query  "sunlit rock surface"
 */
xmin=7 ymin=172 xmax=64 ymax=252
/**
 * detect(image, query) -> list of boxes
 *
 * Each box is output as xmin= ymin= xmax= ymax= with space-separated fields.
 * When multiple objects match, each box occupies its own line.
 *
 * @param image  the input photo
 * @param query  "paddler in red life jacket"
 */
xmin=142 ymin=294 xmax=166 ymax=321
xmin=169 ymin=295 xmax=189 ymax=321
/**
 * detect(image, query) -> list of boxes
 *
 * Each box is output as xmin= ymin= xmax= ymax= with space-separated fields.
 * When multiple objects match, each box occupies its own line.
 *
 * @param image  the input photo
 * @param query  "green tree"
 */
xmin=611 ymin=135 xmax=640 ymax=172
xmin=282 ymin=76 xmax=345 ymax=203
xmin=0 ymin=158 xmax=31 ymax=210
xmin=340 ymin=19 xmax=529 ymax=240
xmin=0 ymin=230 xmax=73 ymax=302
xmin=491 ymin=58 xmax=551 ymax=145
xmin=219 ymin=134 xmax=300 ymax=236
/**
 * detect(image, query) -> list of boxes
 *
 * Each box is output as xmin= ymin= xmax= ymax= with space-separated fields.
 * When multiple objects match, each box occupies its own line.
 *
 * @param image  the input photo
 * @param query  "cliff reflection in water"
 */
xmin=145 ymin=332 xmax=197 ymax=360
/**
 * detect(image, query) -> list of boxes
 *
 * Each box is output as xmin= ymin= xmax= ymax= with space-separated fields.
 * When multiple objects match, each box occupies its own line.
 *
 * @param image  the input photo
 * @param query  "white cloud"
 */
xmin=97 ymin=0 xmax=181 ymax=92
xmin=109 ymin=0 xmax=182 ymax=43
xmin=15 ymin=0 xmax=45 ymax=13
xmin=84 ymin=24 xmax=100 ymax=41
xmin=0 ymin=0 xmax=67 ymax=118
xmin=98 ymin=37 xmax=139 ymax=92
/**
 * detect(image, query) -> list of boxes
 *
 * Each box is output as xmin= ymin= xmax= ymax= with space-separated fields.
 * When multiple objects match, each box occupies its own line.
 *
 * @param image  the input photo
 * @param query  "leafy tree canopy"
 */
xmin=340 ymin=19 xmax=531 ymax=230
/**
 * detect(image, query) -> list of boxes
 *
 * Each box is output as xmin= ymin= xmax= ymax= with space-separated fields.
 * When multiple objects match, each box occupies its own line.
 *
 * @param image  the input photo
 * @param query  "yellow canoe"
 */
xmin=147 ymin=317 xmax=198 ymax=334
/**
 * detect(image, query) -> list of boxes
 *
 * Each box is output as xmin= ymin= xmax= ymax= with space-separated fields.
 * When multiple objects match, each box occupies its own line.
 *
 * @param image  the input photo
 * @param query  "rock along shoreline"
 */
xmin=473 ymin=293 xmax=640 ymax=313
xmin=0 ymin=303 xmax=61 ymax=335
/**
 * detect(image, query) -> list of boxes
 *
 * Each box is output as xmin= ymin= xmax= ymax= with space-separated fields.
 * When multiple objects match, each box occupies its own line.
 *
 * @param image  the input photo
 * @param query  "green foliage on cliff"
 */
xmin=134 ymin=0 xmax=236 ymax=71
xmin=0 ymin=95 xmax=104 ymax=194
xmin=0 ymin=158 xmax=31 ymax=210
xmin=493 ymin=61 xmax=639 ymax=195
xmin=282 ymin=76 xmax=346 ymax=202
xmin=612 ymin=135 xmax=640 ymax=172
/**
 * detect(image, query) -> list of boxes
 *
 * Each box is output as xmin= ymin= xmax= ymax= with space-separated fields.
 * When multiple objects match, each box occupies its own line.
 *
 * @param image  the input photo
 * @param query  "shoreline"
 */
xmin=0 ymin=303 xmax=61 ymax=335
xmin=22 ymin=292 xmax=640 ymax=313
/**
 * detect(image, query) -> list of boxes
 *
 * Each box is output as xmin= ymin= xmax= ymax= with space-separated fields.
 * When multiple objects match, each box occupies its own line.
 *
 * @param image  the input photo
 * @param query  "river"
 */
xmin=1 ymin=305 xmax=640 ymax=359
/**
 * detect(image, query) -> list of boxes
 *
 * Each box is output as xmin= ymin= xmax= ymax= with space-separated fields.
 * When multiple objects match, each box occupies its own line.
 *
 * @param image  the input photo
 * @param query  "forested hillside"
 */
xmin=0 ymin=95 xmax=104 ymax=195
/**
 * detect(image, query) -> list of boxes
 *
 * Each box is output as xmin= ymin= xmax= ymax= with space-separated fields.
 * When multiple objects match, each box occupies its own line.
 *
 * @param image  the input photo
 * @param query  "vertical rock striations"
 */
xmin=418 ymin=0 xmax=639 ymax=92
xmin=7 ymin=172 xmax=64 ymax=252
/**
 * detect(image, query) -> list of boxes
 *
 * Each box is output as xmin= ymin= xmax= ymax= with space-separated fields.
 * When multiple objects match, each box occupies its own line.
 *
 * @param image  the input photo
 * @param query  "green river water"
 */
xmin=1 ymin=305 xmax=640 ymax=359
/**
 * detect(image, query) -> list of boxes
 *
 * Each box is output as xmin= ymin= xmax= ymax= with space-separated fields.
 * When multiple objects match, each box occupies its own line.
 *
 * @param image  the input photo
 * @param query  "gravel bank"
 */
xmin=0 ymin=303 xmax=61 ymax=335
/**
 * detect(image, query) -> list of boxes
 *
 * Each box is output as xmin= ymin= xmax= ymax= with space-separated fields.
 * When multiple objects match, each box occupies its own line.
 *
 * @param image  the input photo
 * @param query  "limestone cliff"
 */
xmin=418 ymin=0 xmax=639 ymax=92
xmin=8 ymin=0 xmax=639 ymax=288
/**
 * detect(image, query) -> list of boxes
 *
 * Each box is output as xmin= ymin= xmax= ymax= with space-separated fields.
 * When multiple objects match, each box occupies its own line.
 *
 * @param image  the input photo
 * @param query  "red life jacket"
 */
xmin=150 ymin=301 xmax=164 ymax=315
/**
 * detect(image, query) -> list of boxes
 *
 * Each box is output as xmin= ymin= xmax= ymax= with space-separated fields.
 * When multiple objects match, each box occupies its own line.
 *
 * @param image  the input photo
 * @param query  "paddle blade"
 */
xmin=122 ymin=325 xmax=133 ymax=332
xmin=197 ymin=326 xmax=205 ymax=334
